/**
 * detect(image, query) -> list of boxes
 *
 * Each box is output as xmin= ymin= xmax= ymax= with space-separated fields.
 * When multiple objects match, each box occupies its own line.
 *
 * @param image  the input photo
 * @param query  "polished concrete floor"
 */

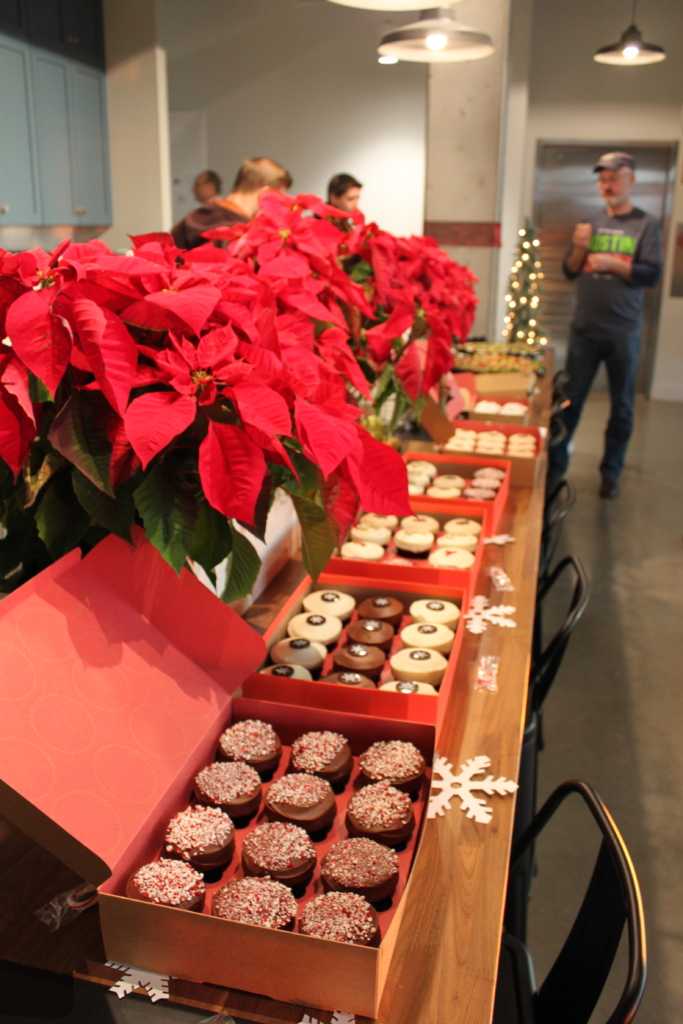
xmin=527 ymin=393 xmax=683 ymax=1023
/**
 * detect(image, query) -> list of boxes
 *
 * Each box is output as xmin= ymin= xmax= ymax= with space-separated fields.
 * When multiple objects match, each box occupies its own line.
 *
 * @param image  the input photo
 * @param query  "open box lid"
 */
xmin=0 ymin=530 xmax=266 ymax=886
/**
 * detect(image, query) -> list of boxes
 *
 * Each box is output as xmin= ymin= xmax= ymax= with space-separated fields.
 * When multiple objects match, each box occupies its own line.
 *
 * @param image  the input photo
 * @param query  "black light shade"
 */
xmin=594 ymin=22 xmax=666 ymax=65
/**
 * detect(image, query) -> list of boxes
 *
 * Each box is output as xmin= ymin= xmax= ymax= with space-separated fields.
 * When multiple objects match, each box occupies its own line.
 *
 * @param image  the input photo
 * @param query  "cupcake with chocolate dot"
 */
xmin=409 ymin=598 xmax=461 ymax=630
xmin=359 ymin=740 xmax=426 ymax=794
xmin=298 ymin=891 xmax=379 ymax=946
xmin=346 ymin=780 xmax=415 ymax=847
xmin=270 ymin=637 xmax=327 ymax=675
xmin=389 ymin=647 xmax=448 ymax=688
xmin=165 ymin=806 xmax=235 ymax=870
xmin=332 ymin=642 xmax=385 ymax=681
xmin=212 ymin=876 xmax=297 ymax=931
xmin=217 ymin=719 xmax=281 ymax=775
xmin=242 ymin=821 xmax=316 ymax=888
xmin=357 ymin=595 xmax=404 ymax=628
xmin=323 ymin=670 xmax=376 ymax=689
xmin=127 ymin=859 xmax=205 ymax=911
xmin=291 ymin=730 xmax=353 ymax=786
xmin=321 ymin=837 xmax=399 ymax=904
xmin=400 ymin=621 xmax=455 ymax=654
xmin=265 ymin=772 xmax=336 ymax=833
xmin=346 ymin=617 xmax=395 ymax=652
xmin=303 ymin=589 xmax=356 ymax=621
xmin=287 ymin=612 xmax=343 ymax=647
xmin=261 ymin=664 xmax=312 ymax=680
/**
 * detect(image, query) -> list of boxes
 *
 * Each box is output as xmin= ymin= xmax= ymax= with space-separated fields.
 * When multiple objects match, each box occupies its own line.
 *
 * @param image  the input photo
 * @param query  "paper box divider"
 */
xmin=0 ymin=530 xmax=267 ymax=887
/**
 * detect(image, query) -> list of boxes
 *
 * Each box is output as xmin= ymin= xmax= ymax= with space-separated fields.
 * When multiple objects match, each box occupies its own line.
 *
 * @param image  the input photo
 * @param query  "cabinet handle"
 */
xmin=0 ymin=205 xmax=9 ymax=214
xmin=74 ymin=207 xmax=88 ymax=215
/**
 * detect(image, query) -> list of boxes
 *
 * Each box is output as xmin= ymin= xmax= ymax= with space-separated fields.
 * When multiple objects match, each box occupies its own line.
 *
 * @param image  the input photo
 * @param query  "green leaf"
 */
xmin=72 ymin=469 xmax=136 ymax=542
xmin=190 ymin=501 xmax=233 ymax=579
xmin=349 ymin=259 xmax=373 ymax=283
xmin=133 ymin=463 xmax=199 ymax=574
xmin=48 ymin=392 xmax=114 ymax=496
xmin=238 ymin=472 xmax=272 ymax=543
xmin=290 ymin=493 xmax=337 ymax=582
xmin=221 ymin=522 xmax=261 ymax=603
xmin=28 ymin=371 xmax=53 ymax=404
xmin=34 ymin=473 xmax=91 ymax=560
xmin=285 ymin=450 xmax=320 ymax=498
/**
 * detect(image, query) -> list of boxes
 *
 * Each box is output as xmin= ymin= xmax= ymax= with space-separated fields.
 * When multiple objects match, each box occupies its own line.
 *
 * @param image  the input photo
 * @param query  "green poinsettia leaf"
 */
xmin=72 ymin=469 xmax=136 ymax=542
xmin=28 ymin=371 xmax=53 ymax=404
xmin=133 ymin=463 xmax=199 ymax=574
xmin=290 ymin=493 xmax=336 ymax=581
xmin=349 ymin=259 xmax=373 ymax=283
xmin=190 ymin=501 xmax=233 ymax=580
xmin=48 ymin=392 xmax=114 ymax=496
xmin=34 ymin=473 xmax=91 ymax=560
xmin=238 ymin=472 xmax=272 ymax=543
xmin=221 ymin=522 xmax=261 ymax=604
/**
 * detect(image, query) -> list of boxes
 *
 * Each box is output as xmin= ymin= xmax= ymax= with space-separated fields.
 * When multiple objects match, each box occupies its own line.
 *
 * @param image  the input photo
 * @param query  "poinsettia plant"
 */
xmin=0 ymin=230 xmax=411 ymax=598
xmin=206 ymin=191 xmax=478 ymax=440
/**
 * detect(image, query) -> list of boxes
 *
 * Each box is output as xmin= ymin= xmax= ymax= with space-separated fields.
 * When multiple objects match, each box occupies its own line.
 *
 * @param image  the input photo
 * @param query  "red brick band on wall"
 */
xmin=423 ymin=222 xmax=501 ymax=247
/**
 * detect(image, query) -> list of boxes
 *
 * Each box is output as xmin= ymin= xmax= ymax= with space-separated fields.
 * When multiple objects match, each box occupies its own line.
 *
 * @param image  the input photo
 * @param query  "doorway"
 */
xmin=533 ymin=142 xmax=677 ymax=394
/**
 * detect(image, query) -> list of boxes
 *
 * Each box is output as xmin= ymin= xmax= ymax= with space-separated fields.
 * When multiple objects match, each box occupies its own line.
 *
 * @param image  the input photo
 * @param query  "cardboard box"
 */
xmin=0 ymin=530 xmax=433 ymax=1017
xmin=245 ymin=572 xmax=468 ymax=736
xmin=405 ymin=429 xmax=541 ymax=488
xmin=469 ymin=398 xmax=531 ymax=425
xmin=469 ymin=370 xmax=536 ymax=396
xmin=404 ymin=452 xmax=511 ymax=536
xmin=326 ymin=508 xmax=485 ymax=593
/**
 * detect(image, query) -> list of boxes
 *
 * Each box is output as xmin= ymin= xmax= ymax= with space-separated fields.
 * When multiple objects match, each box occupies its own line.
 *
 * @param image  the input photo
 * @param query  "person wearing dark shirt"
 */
xmin=549 ymin=151 xmax=663 ymax=498
xmin=172 ymin=157 xmax=293 ymax=250
xmin=327 ymin=173 xmax=362 ymax=214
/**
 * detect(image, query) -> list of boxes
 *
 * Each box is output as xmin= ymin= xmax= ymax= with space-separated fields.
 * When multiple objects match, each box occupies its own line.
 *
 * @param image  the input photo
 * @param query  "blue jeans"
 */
xmin=549 ymin=328 xmax=641 ymax=482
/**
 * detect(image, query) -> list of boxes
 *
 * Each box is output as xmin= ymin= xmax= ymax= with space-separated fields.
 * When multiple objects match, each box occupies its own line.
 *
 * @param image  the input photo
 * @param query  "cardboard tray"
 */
xmin=466 ymin=370 xmax=536 ymax=395
xmin=99 ymin=698 xmax=434 ymax=1019
xmin=325 ymin=508 xmax=485 ymax=593
xmin=403 ymin=452 xmax=511 ymax=536
xmin=244 ymin=572 xmax=468 ymax=736
xmin=469 ymin=399 xmax=531 ymax=425
xmin=441 ymin=423 xmax=544 ymax=488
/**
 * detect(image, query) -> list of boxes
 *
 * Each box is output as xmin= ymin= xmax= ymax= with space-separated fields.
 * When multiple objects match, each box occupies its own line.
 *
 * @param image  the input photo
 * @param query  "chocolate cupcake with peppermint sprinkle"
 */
xmin=359 ymin=740 xmax=426 ymax=795
xmin=212 ymin=876 xmax=297 ymax=931
xmin=321 ymin=837 xmax=399 ymax=904
xmin=194 ymin=761 xmax=262 ymax=820
xmin=127 ymin=859 xmax=205 ymax=912
xmin=298 ymin=891 xmax=380 ymax=946
xmin=290 ymin=730 xmax=353 ymax=788
xmin=164 ymin=805 xmax=235 ymax=870
xmin=346 ymin=780 xmax=415 ymax=847
xmin=242 ymin=821 xmax=316 ymax=888
xmin=265 ymin=772 xmax=336 ymax=833
xmin=217 ymin=719 xmax=281 ymax=775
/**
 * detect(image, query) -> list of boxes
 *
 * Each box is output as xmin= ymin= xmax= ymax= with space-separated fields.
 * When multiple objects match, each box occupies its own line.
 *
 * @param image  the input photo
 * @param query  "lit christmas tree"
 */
xmin=502 ymin=220 xmax=548 ymax=346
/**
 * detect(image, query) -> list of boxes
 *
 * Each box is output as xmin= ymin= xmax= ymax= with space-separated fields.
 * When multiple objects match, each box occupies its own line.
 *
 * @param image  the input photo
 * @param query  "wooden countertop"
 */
xmin=0 ymin=363 xmax=551 ymax=1024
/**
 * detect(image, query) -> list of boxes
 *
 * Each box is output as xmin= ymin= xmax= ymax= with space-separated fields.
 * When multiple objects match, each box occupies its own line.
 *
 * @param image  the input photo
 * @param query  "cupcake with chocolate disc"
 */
xmin=321 ymin=837 xmax=399 ymax=903
xmin=303 ymin=589 xmax=356 ymax=620
xmin=287 ymin=612 xmax=343 ymax=647
xmin=389 ymin=647 xmax=448 ymax=689
xmin=333 ymin=642 xmax=385 ymax=681
xmin=164 ymin=805 xmax=235 ymax=870
xmin=298 ymin=891 xmax=379 ymax=946
xmin=265 ymin=772 xmax=336 ymax=833
xmin=261 ymin=664 xmax=312 ymax=680
xmin=346 ymin=781 xmax=415 ymax=847
xmin=380 ymin=679 xmax=438 ymax=696
xmin=212 ymin=876 xmax=297 ymax=931
xmin=323 ymin=670 xmax=376 ymax=688
xmin=127 ymin=859 xmax=205 ymax=911
xmin=357 ymin=595 xmax=404 ymax=628
xmin=400 ymin=621 xmax=455 ymax=654
xmin=217 ymin=719 xmax=281 ymax=774
xmin=242 ymin=821 xmax=316 ymax=887
xmin=359 ymin=740 xmax=426 ymax=794
xmin=346 ymin=617 xmax=395 ymax=652
xmin=291 ymin=730 xmax=353 ymax=786
xmin=194 ymin=761 xmax=262 ymax=818
xmin=270 ymin=637 xmax=326 ymax=676
xmin=409 ymin=598 xmax=461 ymax=629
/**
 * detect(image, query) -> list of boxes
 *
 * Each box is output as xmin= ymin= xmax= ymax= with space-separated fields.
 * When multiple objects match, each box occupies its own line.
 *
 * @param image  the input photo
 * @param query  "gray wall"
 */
xmin=161 ymin=0 xmax=428 ymax=237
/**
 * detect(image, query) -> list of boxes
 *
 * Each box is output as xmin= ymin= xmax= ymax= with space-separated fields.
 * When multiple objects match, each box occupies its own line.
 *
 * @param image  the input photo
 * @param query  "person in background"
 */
xmin=192 ymin=170 xmax=222 ymax=204
xmin=548 ymin=151 xmax=663 ymax=499
xmin=327 ymin=173 xmax=362 ymax=214
xmin=172 ymin=157 xmax=293 ymax=250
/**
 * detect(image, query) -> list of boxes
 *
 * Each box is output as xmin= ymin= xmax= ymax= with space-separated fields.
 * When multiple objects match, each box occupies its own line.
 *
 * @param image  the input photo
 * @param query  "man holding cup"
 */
xmin=549 ymin=152 xmax=663 ymax=498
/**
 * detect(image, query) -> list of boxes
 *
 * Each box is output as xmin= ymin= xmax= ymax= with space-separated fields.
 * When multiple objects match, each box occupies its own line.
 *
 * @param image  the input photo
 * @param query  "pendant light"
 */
xmin=594 ymin=0 xmax=665 ymax=65
xmin=378 ymin=6 xmax=494 ymax=63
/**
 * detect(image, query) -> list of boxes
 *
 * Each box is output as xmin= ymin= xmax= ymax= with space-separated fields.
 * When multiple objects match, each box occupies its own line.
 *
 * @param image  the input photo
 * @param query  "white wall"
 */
xmin=520 ymin=0 xmax=683 ymax=400
xmin=160 ymin=0 xmax=427 ymax=237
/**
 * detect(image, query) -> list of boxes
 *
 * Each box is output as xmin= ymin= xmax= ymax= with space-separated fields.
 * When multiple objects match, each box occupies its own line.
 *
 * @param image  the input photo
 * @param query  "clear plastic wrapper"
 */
xmin=475 ymin=655 xmax=500 ymax=693
xmin=34 ymin=882 xmax=98 ymax=932
xmin=486 ymin=565 xmax=514 ymax=591
xmin=199 ymin=1013 xmax=236 ymax=1024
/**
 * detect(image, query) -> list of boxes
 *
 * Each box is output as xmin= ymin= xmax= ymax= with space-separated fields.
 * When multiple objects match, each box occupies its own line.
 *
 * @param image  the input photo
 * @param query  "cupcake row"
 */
xmin=404 ymin=460 xmax=507 ymax=499
xmin=340 ymin=512 xmax=483 ymax=571
xmin=444 ymin=428 xmax=537 ymax=459
xmin=262 ymin=588 xmax=463 ymax=693
xmin=473 ymin=399 xmax=528 ymax=417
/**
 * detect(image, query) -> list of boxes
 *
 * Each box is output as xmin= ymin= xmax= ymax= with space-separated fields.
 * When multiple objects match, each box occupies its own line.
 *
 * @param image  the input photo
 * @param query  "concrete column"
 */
xmin=101 ymin=0 xmax=172 ymax=252
xmin=424 ymin=0 xmax=511 ymax=338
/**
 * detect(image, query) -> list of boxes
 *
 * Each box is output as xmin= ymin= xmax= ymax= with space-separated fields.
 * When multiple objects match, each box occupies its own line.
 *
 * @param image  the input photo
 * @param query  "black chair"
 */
xmin=539 ymin=479 xmax=576 ymax=586
xmin=550 ymin=368 xmax=570 ymax=418
xmin=495 ymin=781 xmax=647 ymax=1024
xmin=532 ymin=554 xmax=589 ymax=713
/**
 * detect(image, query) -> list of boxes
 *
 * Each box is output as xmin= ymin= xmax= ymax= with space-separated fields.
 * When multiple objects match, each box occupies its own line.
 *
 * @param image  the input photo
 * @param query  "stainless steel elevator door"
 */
xmin=533 ymin=142 xmax=677 ymax=394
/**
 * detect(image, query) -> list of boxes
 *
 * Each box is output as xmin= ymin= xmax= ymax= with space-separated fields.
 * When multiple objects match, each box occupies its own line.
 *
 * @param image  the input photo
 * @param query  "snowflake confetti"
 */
xmin=106 ymin=962 xmax=170 ymax=1002
xmin=483 ymin=534 xmax=516 ymax=546
xmin=464 ymin=595 xmax=517 ymax=634
xmin=427 ymin=755 xmax=518 ymax=824
xmin=300 ymin=1013 xmax=355 ymax=1024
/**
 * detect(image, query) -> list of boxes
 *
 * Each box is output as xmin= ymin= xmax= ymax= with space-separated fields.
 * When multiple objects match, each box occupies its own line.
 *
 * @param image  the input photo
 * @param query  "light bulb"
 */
xmin=378 ymin=55 xmax=399 ymax=64
xmin=504 ymin=294 xmax=512 ymax=301
xmin=520 ymin=297 xmax=527 ymax=304
xmin=540 ymin=337 xmax=548 ymax=345
xmin=517 ymin=331 xmax=524 ymax=338
xmin=533 ymin=239 xmax=540 ymax=246
xmin=518 ymin=229 xmax=525 ymax=236
xmin=509 ymin=301 xmax=516 ymax=309
xmin=523 ymin=242 xmax=530 ymax=249
xmin=529 ymin=319 xmax=536 ymax=326
xmin=504 ymin=316 xmax=511 ymax=323
xmin=512 ymin=281 xmax=519 ymax=289
xmin=623 ymin=44 xmax=640 ymax=59
xmin=426 ymin=32 xmax=448 ymax=51
xmin=528 ymin=331 xmax=536 ymax=338
xmin=522 ymin=253 xmax=529 ymax=261
xmin=529 ymin=274 xmax=536 ymax=280
xmin=538 ymin=273 xmax=544 ymax=279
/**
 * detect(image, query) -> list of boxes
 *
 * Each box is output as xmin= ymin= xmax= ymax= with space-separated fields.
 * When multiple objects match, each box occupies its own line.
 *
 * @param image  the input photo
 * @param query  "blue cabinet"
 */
xmin=0 ymin=34 xmax=41 ymax=225
xmin=0 ymin=29 xmax=111 ymax=227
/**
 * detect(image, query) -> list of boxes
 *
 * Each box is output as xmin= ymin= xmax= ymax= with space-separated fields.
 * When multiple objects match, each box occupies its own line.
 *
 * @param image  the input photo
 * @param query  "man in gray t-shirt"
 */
xmin=549 ymin=151 xmax=663 ymax=498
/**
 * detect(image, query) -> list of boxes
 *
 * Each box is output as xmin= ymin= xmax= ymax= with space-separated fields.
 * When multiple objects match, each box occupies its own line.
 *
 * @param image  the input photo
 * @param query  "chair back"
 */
xmin=510 ymin=781 xmax=647 ymax=1024
xmin=539 ymin=480 xmax=576 ymax=585
xmin=531 ymin=554 xmax=589 ymax=713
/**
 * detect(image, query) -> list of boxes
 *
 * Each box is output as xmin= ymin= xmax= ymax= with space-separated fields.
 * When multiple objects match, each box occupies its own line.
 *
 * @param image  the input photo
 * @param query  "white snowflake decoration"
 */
xmin=428 ymin=755 xmax=518 ymax=823
xmin=106 ymin=961 xmax=170 ymax=1002
xmin=464 ymin=595 xmax=517 ymax=634
xmin=300 ymin=1014 xmax=354 ymax=1024
xmin=484 ymin=534 xmax=516 ymax=546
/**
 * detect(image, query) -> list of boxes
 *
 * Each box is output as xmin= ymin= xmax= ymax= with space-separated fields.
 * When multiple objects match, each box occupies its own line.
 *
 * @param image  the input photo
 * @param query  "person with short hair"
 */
xmin=548 ymin=152 xmax=663 ymax=499
xmin=192 ymin=170 xmax=222 ymax=204
xmin=327 ymin=173 xmax=362 ymax=214
xmin=172 ymin=157 xmax=293 ymax=250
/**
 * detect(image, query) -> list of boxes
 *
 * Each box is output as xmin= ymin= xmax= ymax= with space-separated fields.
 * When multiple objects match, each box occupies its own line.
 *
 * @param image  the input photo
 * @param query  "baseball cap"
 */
xmin=594 ymin=151 xmax=636 ymax=173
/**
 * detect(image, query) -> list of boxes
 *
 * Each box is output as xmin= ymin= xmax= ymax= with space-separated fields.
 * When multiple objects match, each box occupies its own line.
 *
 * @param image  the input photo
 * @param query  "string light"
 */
xmin=502 ymin=219 xmax=545 ymax=346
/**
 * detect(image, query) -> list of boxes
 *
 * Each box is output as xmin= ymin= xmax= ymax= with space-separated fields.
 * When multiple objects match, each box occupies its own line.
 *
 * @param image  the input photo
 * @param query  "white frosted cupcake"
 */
xmin=473 ymin=467 xmax=505 ymax=480
xmin=433 ymin=474 xmax=466 ymax=489
xmin=444 ymin=438 xmax=475 ymax=452
xmin=287 ymin=612 xmax=343 ymax=647
xmin=407 ymin=471 xmax=432 ymax=489
xmin=389 ymin=648 xmax=448 ymax=687
xmin=473 ymin=400 xmax=501 ymax=414
xmin=426 ymin=486 xmax=462 ymax=499
xmin=393 ymin=529 xmax=434 ymax=559
xmin=428 ymin=548 xmax=476 ymax=570
xmin=406 ymin=461 xmax=438 ymax=479
xmin=435 ymin=533 xmax=478 ymax=551
xmin=464 ymin=487 xmax=496 ymax=501
xmin=341 ymin=541 xmax=385 ymax=561
xmin=400 ymin=621 xmax=455 ymax=654
xmin=359 ymin=513 xmax=399 ymax=530
xmin=500 ymin=402 xmax=528 ymax=416
xmin=380 ymin=680 xmax=438 ymax=696
xmin=400 ymin=515 xmax=440 ymax=535
xmin=410 ymin=599 xmax=461 ymax=629
xmin=443 ymin=517 xmax=482 ymax=536
xmin=408 ymin=483 xmax=425 ymax=496
xmin=303 ymin=590 xmax=356 ymax=620
xmin=261 ymin=663 xmax=313 ymax=680
xmin=350 ymin=524 xmax=392 ymax=546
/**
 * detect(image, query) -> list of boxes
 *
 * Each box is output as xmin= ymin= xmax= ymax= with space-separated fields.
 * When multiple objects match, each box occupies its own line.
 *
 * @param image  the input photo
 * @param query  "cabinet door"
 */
xmin=67 ymin=62 xmax=111 ymax=225
xmin=32 ymin=49 xmax=74 ymax=224
xmin=0 ymin=34 xmax=41 ymax=224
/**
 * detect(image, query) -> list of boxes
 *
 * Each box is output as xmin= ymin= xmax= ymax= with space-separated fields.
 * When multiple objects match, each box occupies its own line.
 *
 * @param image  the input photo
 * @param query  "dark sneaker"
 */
xmin=599 ymin=477 xmax=619 ymax=499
